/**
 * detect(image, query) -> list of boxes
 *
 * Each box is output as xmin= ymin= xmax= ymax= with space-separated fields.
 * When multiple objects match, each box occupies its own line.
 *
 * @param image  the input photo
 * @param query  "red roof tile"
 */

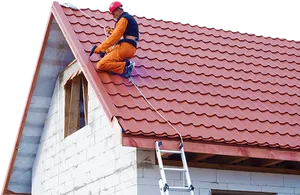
xmin=53 ymin=2 xmax=300 ymax=159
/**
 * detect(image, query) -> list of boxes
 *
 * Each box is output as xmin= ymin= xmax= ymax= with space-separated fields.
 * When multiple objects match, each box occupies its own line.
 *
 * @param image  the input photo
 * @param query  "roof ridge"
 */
xmin=61 ymin=4 xmax=300 ymax=43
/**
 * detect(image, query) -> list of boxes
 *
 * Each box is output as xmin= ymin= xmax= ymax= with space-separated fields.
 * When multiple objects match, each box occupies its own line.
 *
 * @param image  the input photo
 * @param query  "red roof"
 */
xmin=52 ymin=2 xmax=300 ymax=160
xmin=4 ymin=2 xmax=300 ymax=194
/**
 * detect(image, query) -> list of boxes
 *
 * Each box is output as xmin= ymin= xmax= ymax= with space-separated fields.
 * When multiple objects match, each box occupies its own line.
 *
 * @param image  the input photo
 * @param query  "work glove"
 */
xmin=90 ymin=46 xmax=106 ymax=58
xmin=100 ymin=51 xmax=106 ymax=58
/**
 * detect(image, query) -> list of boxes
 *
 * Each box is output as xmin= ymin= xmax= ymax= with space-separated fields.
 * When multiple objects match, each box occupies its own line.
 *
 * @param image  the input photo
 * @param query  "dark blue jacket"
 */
xmin=116 ymin=12 xmax=139 ymax=47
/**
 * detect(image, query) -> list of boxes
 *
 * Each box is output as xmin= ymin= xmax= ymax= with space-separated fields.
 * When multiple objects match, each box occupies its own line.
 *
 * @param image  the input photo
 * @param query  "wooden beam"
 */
xmin=228 ymin=157 xmax=249 ymax=165
xmin=191 ymin=154 xmax=215 ymax=162
xmin=212 ymin=189 xmax=273 ymax=195
xmin=261 ymin=160 xmax=284 ymax=167
xmin=122 ymin=136 xmax=300 ymax=162
xmin=68 ymin=76 xmax=81 ymax=135
xmin=64 ymin=82 xmax=71 ymax=138
xmin=163 ymin=160 xmax=300 ymax=175
xmin=161 ymin=153 xmax=173 ymax=158
xmin=81 ymin=75 xmax=88 ymax=125
xmin=66 ymin=59 xmax=77 ymax=68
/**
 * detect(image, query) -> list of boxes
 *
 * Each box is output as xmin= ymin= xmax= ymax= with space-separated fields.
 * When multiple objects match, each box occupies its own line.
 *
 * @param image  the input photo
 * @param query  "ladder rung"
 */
xmin=160 ymin=149 xmax=182 ymax=154
xmin=169 ymin=186 xmax=191 ymax=192
xmin=163 ymin=167 xmax=185 ymax=172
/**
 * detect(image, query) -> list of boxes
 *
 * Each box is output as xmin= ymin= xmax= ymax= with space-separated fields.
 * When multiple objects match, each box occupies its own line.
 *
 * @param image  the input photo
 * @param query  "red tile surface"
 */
xmin=59 ymin=3 xmax=300 ymax=151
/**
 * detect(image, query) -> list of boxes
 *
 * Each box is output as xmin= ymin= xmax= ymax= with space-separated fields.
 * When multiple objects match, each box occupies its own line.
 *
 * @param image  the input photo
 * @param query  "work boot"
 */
xmin=123 ymin=60 xmax=135 ymax=78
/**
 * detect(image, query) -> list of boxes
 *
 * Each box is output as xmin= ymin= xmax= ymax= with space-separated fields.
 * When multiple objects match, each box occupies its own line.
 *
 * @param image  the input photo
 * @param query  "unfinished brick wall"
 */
xmin=136 ymin=149 xmax=300 ymax=195
xmin=31 ymin=62 xmax=138 ymax=195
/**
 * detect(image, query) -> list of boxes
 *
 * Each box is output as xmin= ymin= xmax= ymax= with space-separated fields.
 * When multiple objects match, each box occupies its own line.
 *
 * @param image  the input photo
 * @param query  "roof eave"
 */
xmin=122 ymin=135 xmax=300 ymax=162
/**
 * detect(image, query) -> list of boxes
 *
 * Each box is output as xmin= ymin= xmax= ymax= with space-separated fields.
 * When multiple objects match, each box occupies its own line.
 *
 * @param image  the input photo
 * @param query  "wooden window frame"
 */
xmin=64 ymin=72 xmax=88 ymax=137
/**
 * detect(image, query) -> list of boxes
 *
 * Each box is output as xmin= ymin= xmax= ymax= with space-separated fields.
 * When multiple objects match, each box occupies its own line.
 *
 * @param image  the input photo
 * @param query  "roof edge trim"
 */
xmin=122 ymin=135 xmax=300 ymax=162
xmin=51 ymin=1 xmax=119 ymax=121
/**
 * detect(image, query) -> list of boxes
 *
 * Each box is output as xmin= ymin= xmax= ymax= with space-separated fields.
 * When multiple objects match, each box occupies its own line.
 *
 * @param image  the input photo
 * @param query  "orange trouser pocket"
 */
xmin=96 ymin=42 xmax=136 ymax=74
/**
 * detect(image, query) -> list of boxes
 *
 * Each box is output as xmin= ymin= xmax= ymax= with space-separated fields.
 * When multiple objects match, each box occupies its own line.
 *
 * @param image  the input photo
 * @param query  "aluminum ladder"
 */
xmin=155 ymin=141 xmax=194 ymax=195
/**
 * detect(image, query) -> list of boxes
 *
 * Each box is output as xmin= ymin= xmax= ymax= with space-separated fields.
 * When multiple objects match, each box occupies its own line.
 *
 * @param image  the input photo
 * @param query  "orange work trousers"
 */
xmin=96 ymin=42 xmax=136 ymax=75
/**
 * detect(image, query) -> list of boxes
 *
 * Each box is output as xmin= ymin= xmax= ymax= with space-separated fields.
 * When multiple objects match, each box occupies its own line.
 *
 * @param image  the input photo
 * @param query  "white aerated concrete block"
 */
xmin=261 ymin=186 xmax=294 ymax=194
xmin=115 ymin=185 xmax=137 ymax=195
xmin=251 ymin=172 xmax=284 ymax=186
xmin=189 ymin=168 xmax=217 ymax=183
xmin=200 ymin=189 xmax=211 ymax=195
xmin=227 ymin=183 xmax=261 ymax=192
xmin=217 ymin=169 xmax=251 ymax=184
xmin=284 ymin=175 xmax=300 ymax=188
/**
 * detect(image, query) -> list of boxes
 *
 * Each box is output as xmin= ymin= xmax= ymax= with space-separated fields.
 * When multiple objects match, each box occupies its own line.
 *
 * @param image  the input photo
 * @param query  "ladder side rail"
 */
xmin=155 ymin=141 xmax=170 ymax=195
xmin=159 ymin=179 xmax=167 ymax=195
xmin=180 ymin=145 xmax=195 ymax=195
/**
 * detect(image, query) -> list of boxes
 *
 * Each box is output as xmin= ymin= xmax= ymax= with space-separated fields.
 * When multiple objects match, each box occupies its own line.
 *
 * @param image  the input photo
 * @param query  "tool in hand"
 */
xmin=89 ymin=45 xmax=97 ymax=56
xmin=89 ymin=45 xmax=106 ymax=58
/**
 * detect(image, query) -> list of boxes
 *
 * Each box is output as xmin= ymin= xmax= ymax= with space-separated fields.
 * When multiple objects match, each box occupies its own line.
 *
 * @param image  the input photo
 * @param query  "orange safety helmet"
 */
xmin=109 ymin=1 xmax=123 ymax=14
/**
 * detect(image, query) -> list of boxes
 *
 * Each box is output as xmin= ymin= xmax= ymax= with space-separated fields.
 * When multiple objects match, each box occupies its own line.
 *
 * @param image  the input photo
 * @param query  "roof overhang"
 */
xmin=122 ymin=135 xmax=300 ymax=162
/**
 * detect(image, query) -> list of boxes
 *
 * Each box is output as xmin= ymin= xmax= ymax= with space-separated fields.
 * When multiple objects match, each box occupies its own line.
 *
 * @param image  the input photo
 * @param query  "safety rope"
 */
xmin=129 ymin=77 xmax=184 ymax=145
xmin=65 ymin=3 xmax=108 ymax=38
xmin=129 ymin=77 xmax=186 ymax=193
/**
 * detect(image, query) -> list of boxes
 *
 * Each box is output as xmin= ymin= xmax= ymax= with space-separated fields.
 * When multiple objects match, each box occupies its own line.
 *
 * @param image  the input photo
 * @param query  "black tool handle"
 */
xmin=89 ymin=45 xmax=97 ymax=56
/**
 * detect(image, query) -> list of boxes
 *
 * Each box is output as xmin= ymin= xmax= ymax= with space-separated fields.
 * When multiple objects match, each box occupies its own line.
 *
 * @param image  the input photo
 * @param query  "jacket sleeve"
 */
xmin=95 ymin=18 xmax=128 ymax=53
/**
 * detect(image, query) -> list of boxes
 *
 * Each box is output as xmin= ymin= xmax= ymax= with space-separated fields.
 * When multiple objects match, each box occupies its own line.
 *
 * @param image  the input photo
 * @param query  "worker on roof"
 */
xmin=93 ymin=1 xmax=139 ymax=78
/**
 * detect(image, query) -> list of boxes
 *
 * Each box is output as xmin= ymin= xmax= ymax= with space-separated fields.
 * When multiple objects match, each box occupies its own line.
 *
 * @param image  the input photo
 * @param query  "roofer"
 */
xmin=93 ymin=1 xmax=139 ymax=78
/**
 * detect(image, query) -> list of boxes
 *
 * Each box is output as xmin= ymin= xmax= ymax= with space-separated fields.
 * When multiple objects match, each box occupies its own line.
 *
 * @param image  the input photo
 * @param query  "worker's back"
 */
xmin=117 ymin=12 xmax=139 ymax=41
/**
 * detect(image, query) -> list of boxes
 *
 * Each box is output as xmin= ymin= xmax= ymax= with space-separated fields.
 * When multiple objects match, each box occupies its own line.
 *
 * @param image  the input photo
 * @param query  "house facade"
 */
xmin=2 ymin=2 xmax=300 ymax=195
xmin=31 ymin=62 xmax=300 ymax=195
